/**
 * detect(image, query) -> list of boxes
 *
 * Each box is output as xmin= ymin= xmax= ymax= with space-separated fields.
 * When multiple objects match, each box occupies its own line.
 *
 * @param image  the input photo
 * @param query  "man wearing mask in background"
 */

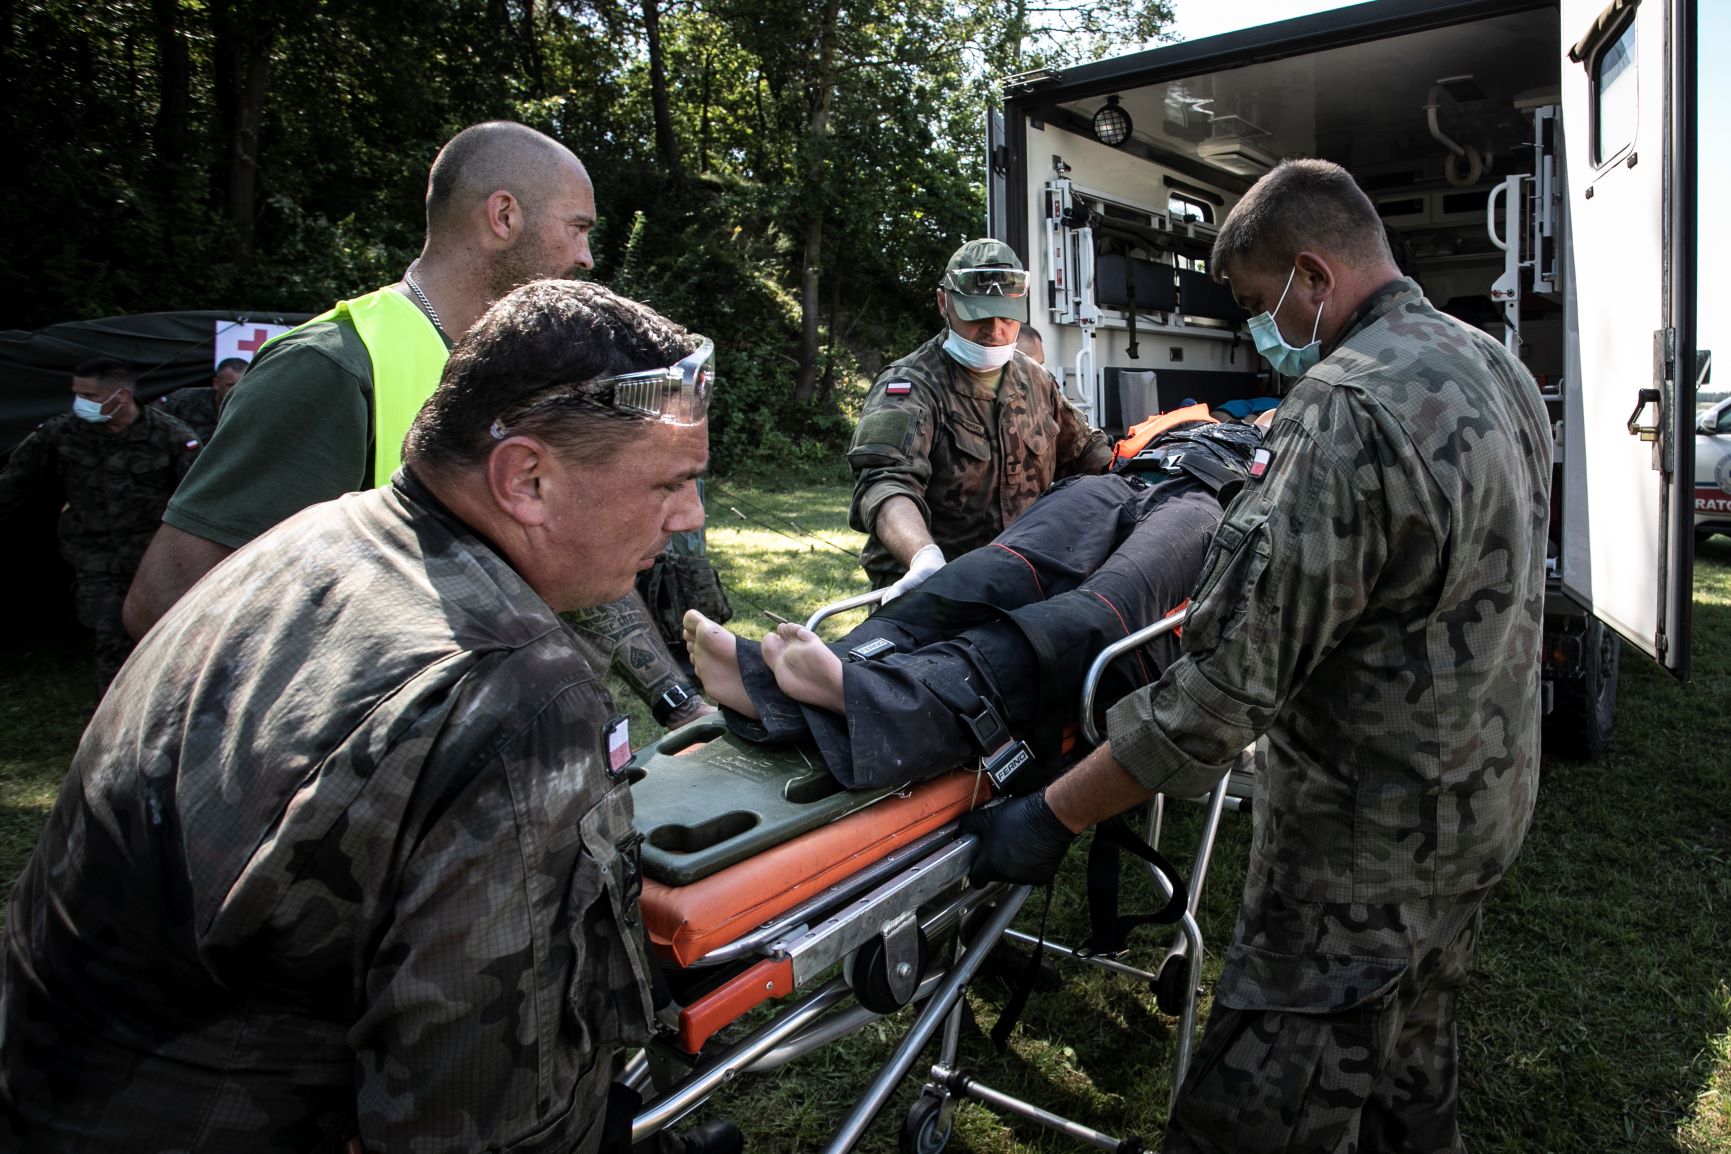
xmin=0 ymin=358 xmax=199 ymax=690
xmin=155 ymin=356 xmax=249 ymax=441
xmin=847 ymin=239 xmax=1112 ymax=599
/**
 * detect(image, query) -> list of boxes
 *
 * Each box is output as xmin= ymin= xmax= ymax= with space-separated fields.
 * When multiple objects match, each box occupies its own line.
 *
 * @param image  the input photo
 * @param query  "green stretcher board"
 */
xmin=631 ymin=717 xmax=904 ymax=886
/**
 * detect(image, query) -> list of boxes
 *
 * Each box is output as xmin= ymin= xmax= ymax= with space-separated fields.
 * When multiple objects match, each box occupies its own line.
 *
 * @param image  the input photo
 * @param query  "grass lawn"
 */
xmin=2 ymin=478 xmax=1728 ymax=1153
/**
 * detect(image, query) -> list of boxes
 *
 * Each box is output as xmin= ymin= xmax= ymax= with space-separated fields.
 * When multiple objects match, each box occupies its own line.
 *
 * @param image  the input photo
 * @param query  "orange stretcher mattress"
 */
xmin=640 ymin=770 xmax=986 ymax=967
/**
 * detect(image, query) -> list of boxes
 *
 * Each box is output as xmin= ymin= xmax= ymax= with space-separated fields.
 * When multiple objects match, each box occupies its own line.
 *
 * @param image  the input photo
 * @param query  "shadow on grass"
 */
xmin=0 ymin=636 xmax=94 ymax=926
xmin=1460 ymin=541 xmax=1731 ymax=1153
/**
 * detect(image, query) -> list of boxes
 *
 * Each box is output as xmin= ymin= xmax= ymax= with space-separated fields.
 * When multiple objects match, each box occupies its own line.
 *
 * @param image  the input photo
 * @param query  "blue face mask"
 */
xmin=1247 ymin=267 xmax=1325 ymax=378
xmin=72 ymin=393 xmax=116 ymax=423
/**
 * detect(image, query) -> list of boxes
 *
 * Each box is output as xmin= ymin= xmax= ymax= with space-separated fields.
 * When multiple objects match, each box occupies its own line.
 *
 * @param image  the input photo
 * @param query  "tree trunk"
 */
xmin=226 ymin=37 xmax=271 ymax=261
xmin=750 ymin=69 xmax=768 ymax=176
xmin=697 ymin=48 xmax=713 ymax=173
xmin=819 ymin=260 xmax=843 ymax=404
xmin=792 ymin=0 xmax=841 ymax=403
xmin=642 ymin=0 xmax=680 ymax=174
xmin=517 ymin=0 xmax=544 ymax=98
xmin=149 ymin=0 xmax=189 ymax=171
xmin=209 ymin=0 xmax=235 ymax=213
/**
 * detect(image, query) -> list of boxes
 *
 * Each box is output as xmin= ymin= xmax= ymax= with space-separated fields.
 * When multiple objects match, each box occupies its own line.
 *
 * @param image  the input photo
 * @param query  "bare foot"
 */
xmin=683 ymin=610 xmax=758 ymax=720
xmin=763 ymin=623 xmax=846 ymax=714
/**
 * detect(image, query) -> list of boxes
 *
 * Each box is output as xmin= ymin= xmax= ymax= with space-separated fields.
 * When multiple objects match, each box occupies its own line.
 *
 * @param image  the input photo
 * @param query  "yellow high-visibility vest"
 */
xmin=274 ymin=287 xmax=448 ymax=486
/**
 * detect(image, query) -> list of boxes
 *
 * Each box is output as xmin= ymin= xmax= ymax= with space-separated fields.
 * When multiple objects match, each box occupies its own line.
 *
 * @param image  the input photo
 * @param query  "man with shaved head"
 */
xmin=123 ymin=121 xmax=600 ymax=636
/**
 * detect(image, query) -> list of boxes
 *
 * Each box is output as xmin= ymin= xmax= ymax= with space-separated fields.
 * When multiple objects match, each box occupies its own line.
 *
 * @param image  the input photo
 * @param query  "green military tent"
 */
xmin=1 ymin=310 xmax=312 ymax=449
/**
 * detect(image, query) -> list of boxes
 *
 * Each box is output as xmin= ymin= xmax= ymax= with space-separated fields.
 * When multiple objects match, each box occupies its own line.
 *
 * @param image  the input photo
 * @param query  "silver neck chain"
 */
xmin=403 ymin=270 xmax=450 ymax=341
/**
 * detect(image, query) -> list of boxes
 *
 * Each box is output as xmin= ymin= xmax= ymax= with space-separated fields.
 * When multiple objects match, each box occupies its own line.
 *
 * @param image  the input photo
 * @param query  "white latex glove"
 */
xmin=881 ymin=543 xmax=946 ymax=603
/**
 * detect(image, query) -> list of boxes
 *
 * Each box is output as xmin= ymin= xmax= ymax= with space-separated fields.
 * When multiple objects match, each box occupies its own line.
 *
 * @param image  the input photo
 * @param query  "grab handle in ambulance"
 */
xmin=1072 ymin=342 xmax=1094 ymax=408
xmin=1486 ymin=175 xmax=1522 ymax=252
xmin=1079 ymin=611 xmax=1187 ymax=746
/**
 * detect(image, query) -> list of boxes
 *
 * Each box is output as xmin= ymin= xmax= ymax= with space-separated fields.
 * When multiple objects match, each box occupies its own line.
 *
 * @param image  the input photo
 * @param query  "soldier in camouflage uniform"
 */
xmin=0 ymin=357 xmax=200 ymax=690
xmin=848 ymin=238 xmax=1113 ymax=595
xmin=0 ymin=282 xmax=734 ymax=1154
xmin=154 ymin=356 xmax=248 ymax=441
xmin=963 ymin=160 xmax=1552 ymax=1153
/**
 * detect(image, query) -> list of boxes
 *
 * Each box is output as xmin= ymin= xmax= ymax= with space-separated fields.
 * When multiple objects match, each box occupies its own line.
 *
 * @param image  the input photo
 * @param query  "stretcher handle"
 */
xmin=804 ymin=588 xmax=887 ymax=632
xmin=1079 ymin=610 xmax=1187 ymax=747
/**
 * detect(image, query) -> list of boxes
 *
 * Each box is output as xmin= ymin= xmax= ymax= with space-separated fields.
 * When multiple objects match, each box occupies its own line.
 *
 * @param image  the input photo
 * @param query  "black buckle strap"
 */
xmin=846 ymin=637 xmax=897 ymax=662
xmin=961 ymin=698 xmax=1010 ymax=752
xmin=1080 ymin=816 xmax=1189 ymax=957
xmin=1130 ymin=446 xmax=1184 ymax=472
xmin=990 ymin=882 xmax=1055 ymax=1052
xmin=966 ymin=702 xmax=1042 ymax=794
xmin=982 ymin=739 xmax=1035 ymax=792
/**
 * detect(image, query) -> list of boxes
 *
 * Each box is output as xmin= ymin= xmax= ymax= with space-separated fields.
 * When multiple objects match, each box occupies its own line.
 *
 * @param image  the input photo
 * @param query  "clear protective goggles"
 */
xmin=943 ymin=266 xmax=1030 ymax=299
xmin=490 ymin=336 xmax=715 ymax=439
xmin=594 ymin=336 xmax=715 ymax=425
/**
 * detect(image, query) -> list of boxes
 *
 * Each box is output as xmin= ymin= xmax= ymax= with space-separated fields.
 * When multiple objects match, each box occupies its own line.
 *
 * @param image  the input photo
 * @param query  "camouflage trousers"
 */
xmin=72 ymin=571 xmax=137 ymax=692
xmin=1165 ymin=878 xmax=1488 ymax=1154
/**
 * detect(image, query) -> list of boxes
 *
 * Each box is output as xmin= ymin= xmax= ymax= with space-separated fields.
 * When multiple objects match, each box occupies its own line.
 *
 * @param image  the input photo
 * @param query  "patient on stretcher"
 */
xmin=686 ymin=414 xmax=1261 ymax=791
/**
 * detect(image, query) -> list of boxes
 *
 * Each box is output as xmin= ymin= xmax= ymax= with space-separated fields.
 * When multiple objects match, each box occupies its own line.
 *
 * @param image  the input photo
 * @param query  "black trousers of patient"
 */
xmin=723 ymin=472 xmax=1224 ymax=788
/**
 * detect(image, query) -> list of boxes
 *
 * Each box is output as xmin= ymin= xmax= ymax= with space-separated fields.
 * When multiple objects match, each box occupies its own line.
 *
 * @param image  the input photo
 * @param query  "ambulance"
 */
xmin=986 ymin=0 xmax=1698 ymax=758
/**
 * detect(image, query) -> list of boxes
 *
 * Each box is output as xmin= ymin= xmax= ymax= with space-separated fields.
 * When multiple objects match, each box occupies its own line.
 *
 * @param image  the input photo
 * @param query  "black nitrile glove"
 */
xmin=957 ymin=790 xmax=1078 ymax=886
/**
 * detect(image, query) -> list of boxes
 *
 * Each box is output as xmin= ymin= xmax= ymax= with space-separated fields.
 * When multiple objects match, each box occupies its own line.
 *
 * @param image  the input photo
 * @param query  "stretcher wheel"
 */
xmin=899 ymin=1090 xmax=953 ymax=1154
xmin=1154 ymin=953 xmax=1191 ymax=1015
xmin=849 ymin=927 xmax=931 ymax=1015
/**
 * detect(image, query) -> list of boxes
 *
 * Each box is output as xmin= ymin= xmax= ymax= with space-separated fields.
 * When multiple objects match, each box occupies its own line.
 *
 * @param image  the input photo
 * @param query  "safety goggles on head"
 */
xmin=590 ymin=336 xmax=715 ymax=426
xmin=489 ymin=336 xmax=715 ymax=439
xmin=943 ymin=266 xmax=1030 ymax=299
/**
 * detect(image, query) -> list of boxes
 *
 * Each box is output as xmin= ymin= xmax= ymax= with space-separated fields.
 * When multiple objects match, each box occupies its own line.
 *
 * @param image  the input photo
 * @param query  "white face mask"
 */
xmin=72 ymin=392 xmax=118 ymax=423
xmin=943 ymin=328 xmax=1018 ymax=372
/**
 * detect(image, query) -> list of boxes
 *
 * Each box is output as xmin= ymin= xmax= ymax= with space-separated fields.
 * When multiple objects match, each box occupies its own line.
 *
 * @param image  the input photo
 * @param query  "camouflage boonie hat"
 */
xmin=942 ymin=239 xmax=1030 ymax=324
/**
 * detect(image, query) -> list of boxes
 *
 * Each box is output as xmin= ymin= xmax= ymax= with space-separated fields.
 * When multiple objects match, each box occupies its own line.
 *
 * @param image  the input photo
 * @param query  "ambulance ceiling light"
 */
xmin=1092 ymin=95 xmax=1133 ymax=147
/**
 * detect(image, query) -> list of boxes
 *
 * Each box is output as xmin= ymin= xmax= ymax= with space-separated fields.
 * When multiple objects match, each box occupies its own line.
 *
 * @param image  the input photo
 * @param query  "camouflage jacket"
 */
xmin=154 ymin=385 xmax=221 ymax=441
xmin=0 ymin=471 xmax=655 ymax=1153
xmin=1105 ymin=279 xmax=1552 ymax=903
xmin=0 ymin=407 xmax=200 ymax=573
xmin=848 ymin=334 xmax=1113 ymax=587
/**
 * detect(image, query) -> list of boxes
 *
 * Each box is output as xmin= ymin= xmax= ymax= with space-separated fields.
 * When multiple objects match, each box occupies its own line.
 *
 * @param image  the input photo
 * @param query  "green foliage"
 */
xmin=0 ymin=0 xmax=1169 ymax=460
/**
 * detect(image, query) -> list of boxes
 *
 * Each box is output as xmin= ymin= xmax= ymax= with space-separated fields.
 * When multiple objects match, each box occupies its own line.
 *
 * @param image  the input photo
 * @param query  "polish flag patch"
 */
xmin=1249 ymin=448 xmax=1273 ymax=479
xmin=884 ymin=381 xmax=913 ymax=396
xmin=606 ymin=716 xmax=632 ymax=775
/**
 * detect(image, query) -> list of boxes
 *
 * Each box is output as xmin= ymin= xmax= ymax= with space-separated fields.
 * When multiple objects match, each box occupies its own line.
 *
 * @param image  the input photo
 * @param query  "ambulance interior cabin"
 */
xmin=1014 ymin=5 xmax=1565 ymax=439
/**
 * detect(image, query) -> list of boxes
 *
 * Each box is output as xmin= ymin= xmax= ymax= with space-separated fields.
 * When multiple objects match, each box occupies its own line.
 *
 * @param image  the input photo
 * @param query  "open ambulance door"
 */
xmin=1557 ymin=0 xmax=1696 ymax=677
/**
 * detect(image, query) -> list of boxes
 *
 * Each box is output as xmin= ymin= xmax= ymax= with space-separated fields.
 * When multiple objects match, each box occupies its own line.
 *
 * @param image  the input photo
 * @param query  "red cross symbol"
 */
xmin=236 ymin=328 xmax=272 ymax=354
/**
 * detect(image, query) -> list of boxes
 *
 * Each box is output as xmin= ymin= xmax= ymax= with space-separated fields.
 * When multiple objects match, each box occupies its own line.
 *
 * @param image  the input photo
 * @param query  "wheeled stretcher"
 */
xmin=624 ymin=594 xmax=1244 ymax=1152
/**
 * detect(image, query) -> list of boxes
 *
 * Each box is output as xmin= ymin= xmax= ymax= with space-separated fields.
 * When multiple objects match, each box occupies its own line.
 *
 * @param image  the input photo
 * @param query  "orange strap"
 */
xmin=1112 ymin=402 xmax=1217 ymax=466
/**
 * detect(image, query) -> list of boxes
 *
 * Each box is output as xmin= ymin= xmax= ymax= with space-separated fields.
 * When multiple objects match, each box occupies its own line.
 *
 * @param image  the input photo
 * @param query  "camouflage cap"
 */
xmin=942 ymin=239 xmax=1029 ymax=323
